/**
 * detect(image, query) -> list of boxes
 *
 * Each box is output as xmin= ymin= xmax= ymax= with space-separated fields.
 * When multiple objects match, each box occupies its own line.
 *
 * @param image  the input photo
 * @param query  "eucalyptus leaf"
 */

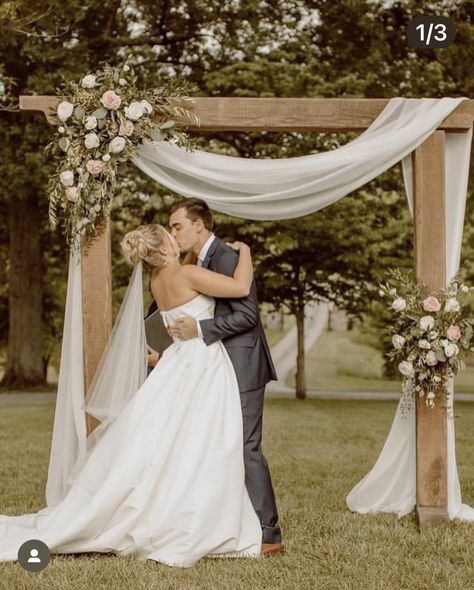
xmin=92 ymin=107 xmax=108 ymax=119
xmin=160 ymin=120 xmax=176 ymax=130
xmin=74 ymin=106 xmax=86 ymax=120
xmin=58 ymin=138 xmax=70 ymax=152
xmin=435 ymin=350 xmax=447 ymax=362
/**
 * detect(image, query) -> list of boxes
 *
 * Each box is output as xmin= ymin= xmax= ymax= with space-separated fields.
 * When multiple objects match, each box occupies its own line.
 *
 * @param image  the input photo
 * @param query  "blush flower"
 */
xmin=447 ymin=325 xmax=462 ymax=342
xmin=425 ymin=351 xmax=438 ymax=366
xmin=100 ymin=90 xmax=121 ymax=110
xmin=86 ymin=160 xmax=105 ymax=175
xmin=423 ymin=296 xmax=441 ymax=312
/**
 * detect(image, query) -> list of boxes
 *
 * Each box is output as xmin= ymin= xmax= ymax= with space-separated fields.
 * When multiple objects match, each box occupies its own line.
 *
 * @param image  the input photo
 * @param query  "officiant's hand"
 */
xmin=168 ymin=315 xmax=198 ymax=340
xmin=147 ymin=345 xmax=160 ymax=367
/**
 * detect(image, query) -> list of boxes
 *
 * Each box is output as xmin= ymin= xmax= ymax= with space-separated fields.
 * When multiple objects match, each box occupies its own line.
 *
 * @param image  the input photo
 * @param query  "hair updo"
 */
xmin=120 ymin=224 xmax=177 ymax=271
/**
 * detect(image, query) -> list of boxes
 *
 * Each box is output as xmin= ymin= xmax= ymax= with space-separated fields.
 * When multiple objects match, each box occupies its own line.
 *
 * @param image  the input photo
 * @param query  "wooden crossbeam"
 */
xmin=19 ymin=95 xmax=474 ymax=131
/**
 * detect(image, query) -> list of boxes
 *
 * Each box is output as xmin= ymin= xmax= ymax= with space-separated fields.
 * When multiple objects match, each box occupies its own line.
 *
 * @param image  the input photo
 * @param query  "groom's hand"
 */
xmin=168 ymin=315 xmax=198 ymax=340
xmin=147 ymin=345 xmax=160 ymax=367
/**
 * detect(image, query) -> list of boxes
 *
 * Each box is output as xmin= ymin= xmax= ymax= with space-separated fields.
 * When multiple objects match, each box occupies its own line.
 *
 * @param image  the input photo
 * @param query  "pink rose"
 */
xmin=86 ymin=160 xmax=105 ymax=175
xmin=423 ymin=296 xmax=441 ymax=312
xmin=119 ymin=120 xmax=134 ymax=136
xmin=65 ymin=187 xmax=79 ymax=202
xmin=425 ymin=351 xmax=438 ymax=366
xmin=100 ymin=90 xmax=121 ymax=110
xmin=447 ymin=325 xmax=462 ymax=342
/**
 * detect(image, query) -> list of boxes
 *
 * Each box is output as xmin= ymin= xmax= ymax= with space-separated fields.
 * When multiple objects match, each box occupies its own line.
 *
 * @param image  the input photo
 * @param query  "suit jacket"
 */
xmin=199 ymin=237 xmax=277 ymax=392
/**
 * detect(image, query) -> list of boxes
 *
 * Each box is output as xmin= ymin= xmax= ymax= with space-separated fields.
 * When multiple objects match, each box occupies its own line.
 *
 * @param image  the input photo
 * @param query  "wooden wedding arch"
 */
xmin=19 ymin=95 xmax=474 ymax=528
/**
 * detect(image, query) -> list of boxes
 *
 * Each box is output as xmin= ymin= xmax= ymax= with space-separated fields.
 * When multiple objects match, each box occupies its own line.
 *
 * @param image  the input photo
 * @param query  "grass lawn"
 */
xmin=291 ymin=328 xmax=474 ymax=393
xmin=1 ymin=399 xmax=474 ymax=589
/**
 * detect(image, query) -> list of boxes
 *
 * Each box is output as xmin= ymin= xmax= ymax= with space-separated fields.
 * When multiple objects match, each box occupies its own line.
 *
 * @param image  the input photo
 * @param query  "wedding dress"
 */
xmin=0 ymin=293 xmax=261 ymax=566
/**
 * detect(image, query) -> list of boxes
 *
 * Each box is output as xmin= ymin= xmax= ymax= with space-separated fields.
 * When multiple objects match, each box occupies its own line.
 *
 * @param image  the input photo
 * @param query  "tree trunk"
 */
xmin=1 ymin=196 xmax=44 ymax=388
xmin=295 ymin=305 xmax=306 ymax=400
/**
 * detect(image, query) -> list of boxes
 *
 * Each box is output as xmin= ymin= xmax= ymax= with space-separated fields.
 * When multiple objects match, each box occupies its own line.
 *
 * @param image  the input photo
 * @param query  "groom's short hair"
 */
xmin=169 ymin=198 xmax=213 ymax=232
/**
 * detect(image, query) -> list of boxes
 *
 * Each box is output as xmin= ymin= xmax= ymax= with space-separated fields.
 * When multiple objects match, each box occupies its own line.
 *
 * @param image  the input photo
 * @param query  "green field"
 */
xmin=1 ymin=400 xmax=474 ymax=589
xmin=290 ymin=328 xmax=474 ymax=394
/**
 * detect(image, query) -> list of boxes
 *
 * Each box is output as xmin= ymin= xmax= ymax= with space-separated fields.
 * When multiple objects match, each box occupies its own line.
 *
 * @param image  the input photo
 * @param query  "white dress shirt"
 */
xmin=196 ymin=234 xmax=215 ymax=338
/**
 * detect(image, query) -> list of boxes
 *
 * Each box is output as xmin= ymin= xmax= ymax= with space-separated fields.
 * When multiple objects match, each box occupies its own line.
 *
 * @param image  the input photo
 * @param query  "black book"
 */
xmin=144 ymin=308 xmax=173 ymax=354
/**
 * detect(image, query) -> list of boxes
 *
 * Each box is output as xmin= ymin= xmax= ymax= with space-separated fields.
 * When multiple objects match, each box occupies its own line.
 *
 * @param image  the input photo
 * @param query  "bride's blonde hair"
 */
xmin=120 ymin=224 xmax=178 ymax=271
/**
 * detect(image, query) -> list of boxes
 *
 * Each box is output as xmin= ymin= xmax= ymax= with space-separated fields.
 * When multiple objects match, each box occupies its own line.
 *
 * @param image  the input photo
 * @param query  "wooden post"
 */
xmin=81 ymin=217 xmax=113 ymax=435
xmin=413 ymin=131 xmax=449 ymax=527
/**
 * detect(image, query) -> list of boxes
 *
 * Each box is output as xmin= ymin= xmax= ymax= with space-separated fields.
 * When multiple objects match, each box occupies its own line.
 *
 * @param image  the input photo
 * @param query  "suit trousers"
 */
xmin=240 ymin=385 xmax=281 ymax=544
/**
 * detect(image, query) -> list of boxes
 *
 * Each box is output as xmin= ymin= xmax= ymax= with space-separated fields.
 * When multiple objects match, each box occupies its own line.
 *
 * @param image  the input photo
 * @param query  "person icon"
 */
xmin=18 ymin=539 xmax=50 ymax=571
xmin=27 ymin=548 xmax=41 ymax=563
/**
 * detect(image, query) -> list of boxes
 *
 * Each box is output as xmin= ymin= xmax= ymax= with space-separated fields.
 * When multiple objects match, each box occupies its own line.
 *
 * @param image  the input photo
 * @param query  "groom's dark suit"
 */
xmin=199 ymin=237 xmax=281 ymax=544
xmin=146 ymin=237 xmax=281 ymax=544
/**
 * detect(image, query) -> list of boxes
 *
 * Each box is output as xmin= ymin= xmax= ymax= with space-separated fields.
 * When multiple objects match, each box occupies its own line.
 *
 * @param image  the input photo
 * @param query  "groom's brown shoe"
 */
xmin=260 ymin=543 xmax=285 ymax=557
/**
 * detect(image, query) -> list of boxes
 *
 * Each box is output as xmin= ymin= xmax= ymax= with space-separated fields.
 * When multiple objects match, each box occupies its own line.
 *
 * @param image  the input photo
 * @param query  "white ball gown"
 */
xmin=0 ymin=293 xmax=262 ymax=566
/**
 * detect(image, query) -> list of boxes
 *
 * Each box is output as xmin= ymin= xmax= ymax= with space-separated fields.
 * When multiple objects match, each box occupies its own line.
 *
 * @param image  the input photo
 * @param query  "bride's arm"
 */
xmin=182 ymin=242 xmax=253 ymax=298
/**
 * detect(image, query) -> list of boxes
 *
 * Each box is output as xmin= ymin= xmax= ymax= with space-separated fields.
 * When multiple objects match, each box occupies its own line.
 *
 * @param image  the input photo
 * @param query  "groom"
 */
xmin=164 ymin=197 xmax=283 ymax=556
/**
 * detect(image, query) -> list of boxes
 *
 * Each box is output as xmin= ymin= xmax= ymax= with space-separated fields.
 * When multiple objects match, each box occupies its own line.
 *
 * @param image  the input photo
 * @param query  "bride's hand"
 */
xmin=226 ymin=241 xmax=249 ymax=252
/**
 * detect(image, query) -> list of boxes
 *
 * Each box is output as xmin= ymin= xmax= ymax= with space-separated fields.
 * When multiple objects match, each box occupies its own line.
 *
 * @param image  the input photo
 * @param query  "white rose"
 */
xmin=57 ymin=101 xmax=74 ymax=121
xmin=84 ymin=132 xmax=100 ymax=149
xmin=119 ymin=78 xmax=127 ymax=86
xmin=428 ymin=330 xmax=439 ymax=340
xmin=109 ymin=136 xmax=126 ymax=154
xmin=440 ymin=339 xmax=449 ymax=348
xmin=419 ymin=316 xmax=435 ymax=331
xmin=461 ymin=285 xmax=469 ymax=293
xmin=418 ymin=339 xmax=431 ymax=350
xmin=84 ymin=116 xmax=98 ymax=130
xmin=392 ymin=297 xmax=406 ymax=312
xmin=378 ymin=289 xmax=385 ymax=297
xmin=444 ymin=343 xmax=459 ymax=358
xmin=399 ymin=361 xmax=414 ymax=377
xmin=81 ymin=74 xmax=97 ymax=89
xmin=427 ymin=391 xmax=435 ymax=400
xmin=140 ymin=99 xmax=153 ymax=114
xmin=445 ymin=298 xmax=460 ymax=313
xmin=392 ymin=335 xmax=406 ymax=350
xmin=58 ymin=126 xmax=65 ymax=133
xmin=102 ymin=153 xmax=111 ymax=162
xmin=59 ymin=170 xmax=74 ymax=187
xmin=124 ymin=101 xmax=145 ymax=121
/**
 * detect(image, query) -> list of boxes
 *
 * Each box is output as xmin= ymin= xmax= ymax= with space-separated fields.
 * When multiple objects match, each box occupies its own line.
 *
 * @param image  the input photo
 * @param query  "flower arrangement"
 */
xmin=380 ymin=268 xmax=474 ymax=411
xmin=45 ymin=58 xmax=199 ymax=247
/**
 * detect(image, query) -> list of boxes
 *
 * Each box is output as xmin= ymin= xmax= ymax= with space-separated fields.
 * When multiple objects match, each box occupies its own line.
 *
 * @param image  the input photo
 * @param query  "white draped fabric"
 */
xmin=133 ymin=97 xmax=465 ymax=220
xmin=45 ymin=97 xmax=473 ymax=523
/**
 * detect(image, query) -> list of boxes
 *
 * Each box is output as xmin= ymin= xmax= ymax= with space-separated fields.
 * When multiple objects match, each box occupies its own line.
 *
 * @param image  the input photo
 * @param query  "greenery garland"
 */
xmin=45 ymin=58 xmax=199 ymax=247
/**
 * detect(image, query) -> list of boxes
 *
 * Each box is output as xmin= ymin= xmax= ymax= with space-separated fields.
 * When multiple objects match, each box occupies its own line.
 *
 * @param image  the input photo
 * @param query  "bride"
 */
xmin=0 ymin=224 xmax=262 ymax=567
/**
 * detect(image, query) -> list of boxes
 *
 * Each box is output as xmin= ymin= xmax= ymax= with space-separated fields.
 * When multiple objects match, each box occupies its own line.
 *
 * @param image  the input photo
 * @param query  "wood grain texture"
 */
xmin=80 ymin=218 xmax=112 ymax=435
xmin=19 ymin=96 xmax=474 ymax=131
xmin=413 ymin=131 xmax=449 ymax=526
